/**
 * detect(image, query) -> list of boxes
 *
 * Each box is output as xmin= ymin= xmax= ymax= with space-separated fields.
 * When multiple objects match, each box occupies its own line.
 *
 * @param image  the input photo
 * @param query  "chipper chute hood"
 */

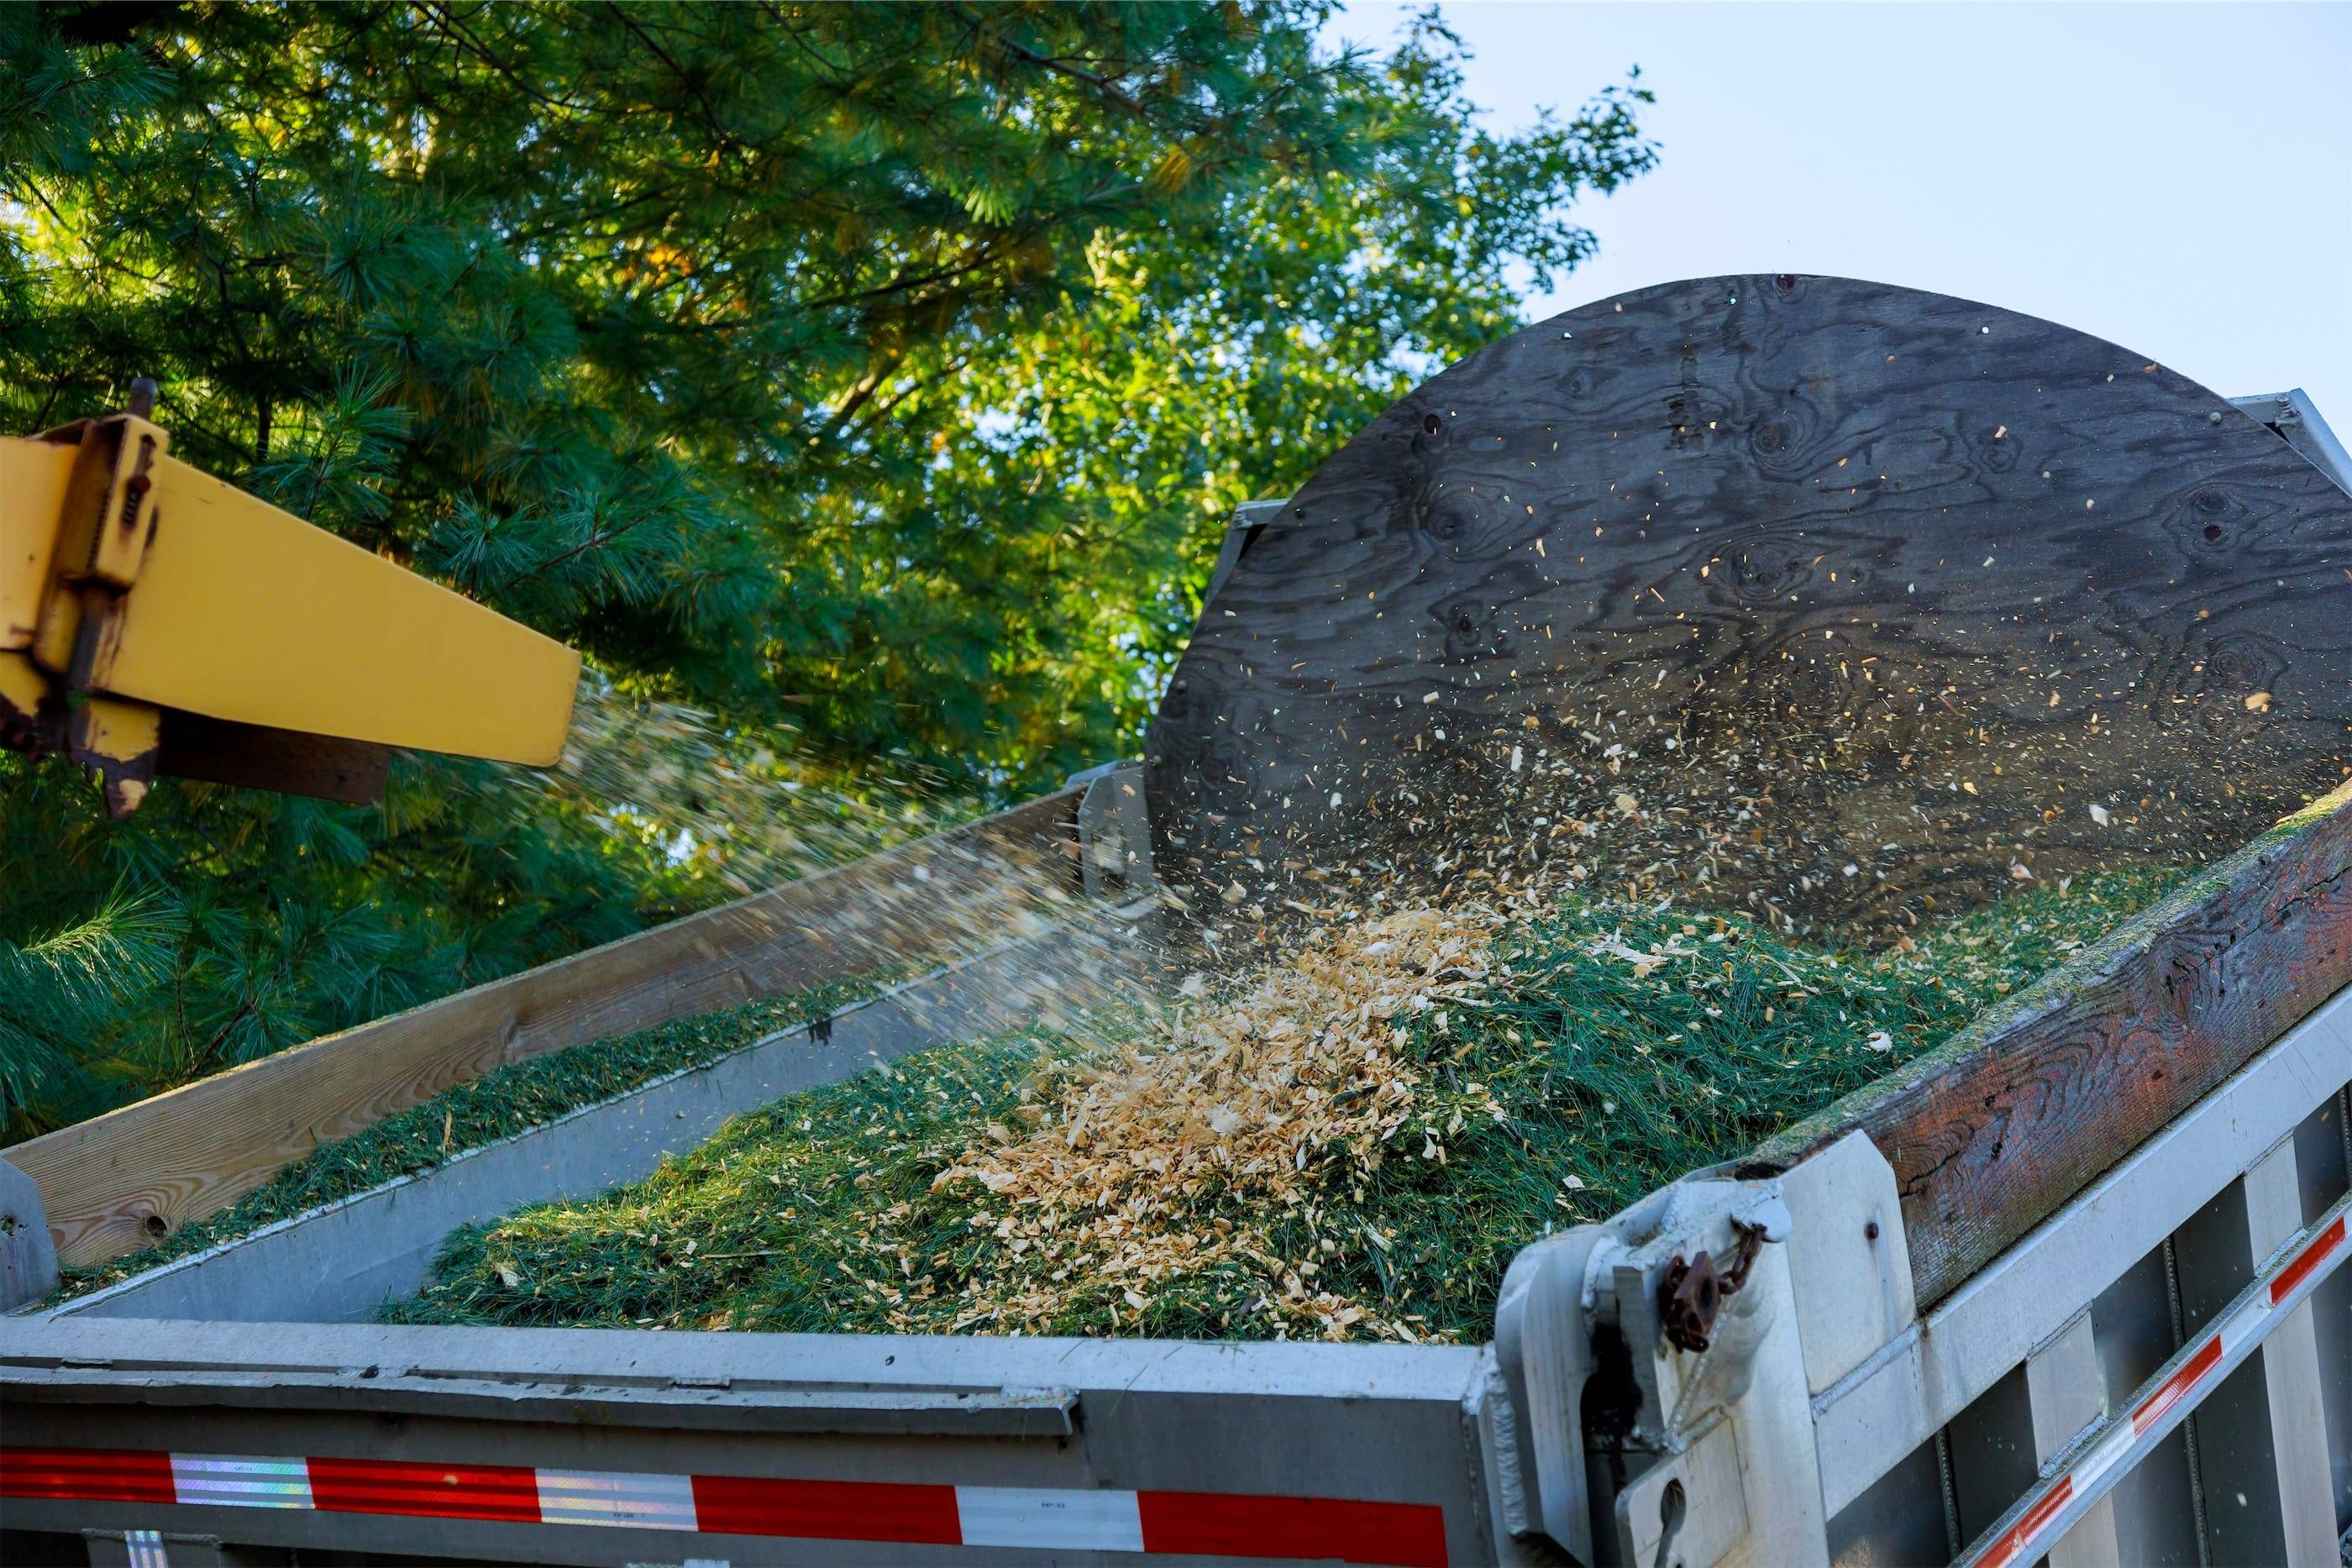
xmin=1146 ymin=274 xmax=2352 ymax=931
xmin=0 ymin=381 xmax=580 ymax=816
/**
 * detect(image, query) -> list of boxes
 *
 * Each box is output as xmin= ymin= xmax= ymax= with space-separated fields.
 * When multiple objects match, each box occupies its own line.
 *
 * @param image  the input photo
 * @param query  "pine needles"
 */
xmin=51 ymin=978 xmax=879 ymax=1300
xmin=390 ymin=866 xmax=2181 ymax=1344
xmin=1 ymin=6 xmax=1660 ymax=1134
xmin=0 ymin=888 xmax=180 ymax=1131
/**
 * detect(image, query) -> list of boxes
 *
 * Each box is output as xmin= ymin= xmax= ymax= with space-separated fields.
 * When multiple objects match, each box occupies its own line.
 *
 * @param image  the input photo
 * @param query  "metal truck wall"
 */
xmin=2 ymin=1324 xmax=1520 ymax=1568
xmin=3 ymin=967 xmax=2348 ymax=1568
xmin=1504 ymin=982 xmax=2352 ymax=1568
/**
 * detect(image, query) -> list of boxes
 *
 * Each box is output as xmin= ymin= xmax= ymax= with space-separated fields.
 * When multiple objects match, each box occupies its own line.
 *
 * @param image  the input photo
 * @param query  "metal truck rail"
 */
xmin=8 ymin=275 xmax=2352 ymax=1565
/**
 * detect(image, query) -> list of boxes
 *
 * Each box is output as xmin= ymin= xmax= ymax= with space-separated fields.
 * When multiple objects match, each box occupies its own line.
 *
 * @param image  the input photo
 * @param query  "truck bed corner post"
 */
xmin=1494 ymin=1225 xmax=1609 ymax=1560
xmin=1611 ymin=1136 xmax=1909 ymax=1568
xmin=1613 ymin=1232 xmax=1830 ymax=1568
xmin=0 ymin=1154 xmax=60 ymax=1311
xmin=1497 ymin=1163 xmax=1844 ymax=1568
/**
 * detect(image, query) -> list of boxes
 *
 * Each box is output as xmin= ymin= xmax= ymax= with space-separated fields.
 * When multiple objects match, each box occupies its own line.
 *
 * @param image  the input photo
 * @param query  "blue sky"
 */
xmin=1326 ymin=2 xmax=2352 ymax=427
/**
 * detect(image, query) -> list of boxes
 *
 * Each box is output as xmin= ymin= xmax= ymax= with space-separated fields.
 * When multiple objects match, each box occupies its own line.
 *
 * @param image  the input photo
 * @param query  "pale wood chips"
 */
xmin=923 ymin=904 xmax=1503 ymax=1340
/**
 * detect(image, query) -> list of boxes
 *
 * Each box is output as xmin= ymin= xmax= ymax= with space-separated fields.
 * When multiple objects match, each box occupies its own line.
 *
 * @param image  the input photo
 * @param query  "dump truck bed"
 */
xmin=4 ymin=779 xmax=2346 ymax=1568
xmin=8 ymin=274 xmax=2352 ymax=1565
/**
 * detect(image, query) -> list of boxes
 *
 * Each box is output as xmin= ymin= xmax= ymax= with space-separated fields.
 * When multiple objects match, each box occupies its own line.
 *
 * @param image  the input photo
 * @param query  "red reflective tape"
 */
xmin=3 ymin=1443 xmax=1450 ymax=1564
xmin=1980 ymin=1475 xmax=2072 ymax=1568
xmin=306 ymin=1455 xmax=541 ymax=1523
xmin=2270 ymin=1214 xmax=2346 ymax=1305
xmin=690 ymin=1473 xmax=961 ymax=1544
xmin=1137 ymin=1490 xmax=1448 ymax=1568
xmin=0 ymin=1445 xmax=176 ymax=1506
xmin=2134 ymin=1334 xmax=2222 ymax=1434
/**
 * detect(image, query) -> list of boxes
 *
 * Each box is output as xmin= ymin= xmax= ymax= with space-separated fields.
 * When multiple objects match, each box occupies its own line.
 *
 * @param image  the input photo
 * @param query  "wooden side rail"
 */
xmin=6 ymin=785 xmax=1085 ymax=1269
xmin=1760 ymin=779 xmax=2352 ymax=1308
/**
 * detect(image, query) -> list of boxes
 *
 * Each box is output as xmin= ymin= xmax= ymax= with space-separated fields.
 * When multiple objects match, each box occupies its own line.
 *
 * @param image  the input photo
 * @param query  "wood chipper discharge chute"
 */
xmin=0 ymin=381 xmax=580 ymax=816
xmin=1145 ymin=274 xmax=2352 ymax=932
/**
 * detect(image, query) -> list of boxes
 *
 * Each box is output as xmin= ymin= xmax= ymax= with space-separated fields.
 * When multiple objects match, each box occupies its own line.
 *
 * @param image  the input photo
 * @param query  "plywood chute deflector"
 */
xmin=1146 ymin=275 xmax=2352 ymax=931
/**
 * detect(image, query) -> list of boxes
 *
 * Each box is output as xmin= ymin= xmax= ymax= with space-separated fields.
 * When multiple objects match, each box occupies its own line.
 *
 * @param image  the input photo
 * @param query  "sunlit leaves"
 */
xmin=0 ymin=2 xmax=1653 ymax=1132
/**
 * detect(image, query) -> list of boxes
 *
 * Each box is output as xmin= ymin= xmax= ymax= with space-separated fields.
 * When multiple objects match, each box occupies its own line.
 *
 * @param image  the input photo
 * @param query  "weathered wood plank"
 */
xmin=1147 ymin=275 xmax=2352 ymax=931
xmin=1756 ymin=780 xmax=2352 ymax=1308
xmin=5 ymin=786 xmax=1085 ymax=1268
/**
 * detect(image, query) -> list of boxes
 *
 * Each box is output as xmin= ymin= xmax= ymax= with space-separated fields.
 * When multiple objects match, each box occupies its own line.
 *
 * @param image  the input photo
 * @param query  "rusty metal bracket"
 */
xmin=1660 ymin=1219 xmax=1767 ymax=1355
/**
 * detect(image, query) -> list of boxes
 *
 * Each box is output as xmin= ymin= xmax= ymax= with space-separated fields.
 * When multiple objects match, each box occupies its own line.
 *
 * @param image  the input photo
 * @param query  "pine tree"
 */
xmin=0 ymin=3 xmax=1653 ymax=1135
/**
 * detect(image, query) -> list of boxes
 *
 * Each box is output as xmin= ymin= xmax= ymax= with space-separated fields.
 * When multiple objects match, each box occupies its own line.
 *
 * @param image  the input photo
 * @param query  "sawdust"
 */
xmin=392 ymin=864 xmax=2182 ymax=1345
xmin=522 ymin=682 xmax=967 ymax=898
xmin=926 ymin=904 xmax=1502 ymax=1341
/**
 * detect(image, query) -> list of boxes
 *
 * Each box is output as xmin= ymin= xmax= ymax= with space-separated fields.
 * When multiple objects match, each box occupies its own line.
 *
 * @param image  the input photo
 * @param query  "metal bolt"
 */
xmin=2208 ymin=411 xmax=2225 ymax=426
xmin=1865 ymin=1220 xmax=1881 ymax=1240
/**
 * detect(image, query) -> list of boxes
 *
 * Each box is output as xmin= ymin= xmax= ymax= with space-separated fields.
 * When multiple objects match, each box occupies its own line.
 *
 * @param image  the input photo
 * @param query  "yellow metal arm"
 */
xmin=2 ymin=387 xmax=580 ymax=814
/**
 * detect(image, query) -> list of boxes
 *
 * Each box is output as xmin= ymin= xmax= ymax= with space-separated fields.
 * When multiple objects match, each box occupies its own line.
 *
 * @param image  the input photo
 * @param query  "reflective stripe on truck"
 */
xmin=1965 ymin=1197 xmax=2349 ymax=1568
xmin=0 ymin=1445 xmax=1451 ymax=1567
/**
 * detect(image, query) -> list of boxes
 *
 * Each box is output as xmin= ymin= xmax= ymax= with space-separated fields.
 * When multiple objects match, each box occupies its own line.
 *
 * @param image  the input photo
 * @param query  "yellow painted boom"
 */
xmin=2 ymin=387 xmax=580 ymax=813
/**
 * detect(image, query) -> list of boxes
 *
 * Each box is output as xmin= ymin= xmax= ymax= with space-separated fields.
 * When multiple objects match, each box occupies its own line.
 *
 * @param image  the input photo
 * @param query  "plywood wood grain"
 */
xmin=1147 ymin=275 xmax=2352 ymax=931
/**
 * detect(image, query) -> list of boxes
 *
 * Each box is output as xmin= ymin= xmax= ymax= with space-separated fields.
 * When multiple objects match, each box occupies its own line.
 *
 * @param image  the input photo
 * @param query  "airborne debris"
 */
xmin=393 ymin=866 xmax=2181 ymax=1345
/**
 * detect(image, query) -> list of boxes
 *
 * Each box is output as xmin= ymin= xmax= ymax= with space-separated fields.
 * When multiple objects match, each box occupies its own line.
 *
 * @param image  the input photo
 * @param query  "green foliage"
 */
xmin=389 ymin=867 xmax=2178 ymax=1342
xmin=0 ymin=3 xmax=1651 ymax=1135
xmin=0 ymin=745 xmax=661 ymax=1134
xmin=0 ymin=889 xmax=178 ymax=1125
xmin=52 ymin=975 xmax=882 ymax=1300
xmin=815 ymin=17 xmax=1658 ymax=773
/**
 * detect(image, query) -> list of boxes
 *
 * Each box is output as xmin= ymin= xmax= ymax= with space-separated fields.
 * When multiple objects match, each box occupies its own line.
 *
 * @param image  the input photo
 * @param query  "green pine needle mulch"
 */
xmin=52 ymin=978 xmax=880 ymax=1300
xmin=385 ymin=866 xmax=2181 ymax=1344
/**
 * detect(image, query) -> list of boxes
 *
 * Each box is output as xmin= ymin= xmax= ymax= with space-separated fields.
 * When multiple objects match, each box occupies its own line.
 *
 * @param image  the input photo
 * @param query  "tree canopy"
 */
xmin=0 ymin=0 xmax=1652 ymax=1135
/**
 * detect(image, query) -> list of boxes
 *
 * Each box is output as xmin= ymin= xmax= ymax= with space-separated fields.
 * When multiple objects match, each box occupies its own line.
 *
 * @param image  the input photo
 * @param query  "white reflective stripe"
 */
xmin=2078 ymin=1423 xmax=2136 ymax=1491
xmin=955 ymin=1486 xmax=1145 ymax=1552
xmin=535 ymin=1467 xmax=699 ymax=1530
xmin=2215 ymin=1295 xmax=2265 ymax=1356
xmin=170 ymin=1453 xmax=313 ymax=1510
xmin=123 ymin=1529 xmax=169 ymax=1568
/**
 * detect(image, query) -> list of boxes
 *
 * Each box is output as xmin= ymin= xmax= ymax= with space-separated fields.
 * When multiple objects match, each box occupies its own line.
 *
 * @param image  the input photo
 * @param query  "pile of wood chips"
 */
xmin=925 ymin=902 xmax=1504 ymax=1341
